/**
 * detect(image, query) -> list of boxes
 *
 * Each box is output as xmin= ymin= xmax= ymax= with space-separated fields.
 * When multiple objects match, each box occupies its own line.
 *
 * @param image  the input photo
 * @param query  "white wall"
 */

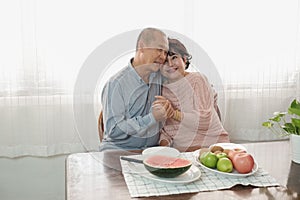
xmin=0 ymin=155 xmax=66 ymax=200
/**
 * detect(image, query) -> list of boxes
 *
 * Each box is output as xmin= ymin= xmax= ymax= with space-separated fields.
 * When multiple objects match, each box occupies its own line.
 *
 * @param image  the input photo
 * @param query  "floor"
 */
xmin=0 ymin=155 xmax=67 ymax=200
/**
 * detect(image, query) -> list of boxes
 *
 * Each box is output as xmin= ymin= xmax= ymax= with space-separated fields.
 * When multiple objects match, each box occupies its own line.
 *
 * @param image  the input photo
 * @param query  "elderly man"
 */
xmin=100 ymin=28 xmax=171 ymax=151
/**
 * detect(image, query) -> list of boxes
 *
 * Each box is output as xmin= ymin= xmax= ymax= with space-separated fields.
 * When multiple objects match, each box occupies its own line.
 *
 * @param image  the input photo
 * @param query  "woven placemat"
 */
xmin=121 ymin=152 xmax=280 ymax=198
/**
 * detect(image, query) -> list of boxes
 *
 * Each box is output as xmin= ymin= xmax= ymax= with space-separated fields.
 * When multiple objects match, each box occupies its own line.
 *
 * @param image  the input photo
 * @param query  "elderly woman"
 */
xmin=153 ymin=38 xmax=230 ymax=152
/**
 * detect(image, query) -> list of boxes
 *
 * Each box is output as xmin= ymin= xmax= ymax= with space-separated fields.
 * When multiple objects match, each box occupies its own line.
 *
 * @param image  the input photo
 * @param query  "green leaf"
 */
xmin=290 ymin=99 xmax=300 ymax=109
xmin=292 ymin=118 xmax=300 ymax=128
xmin=282 ymin=123 xmax=296 ymax=133
xmin=269 ymin=116 xmax=281 ymax=122
xmin=273 ymin=111 xmax=287 ymax=117
xmin=288 ymin=108 xmax=300 ymax=116
xmin=262 ymin=121 xmax=273 ymax=128
xmin=289 ymin=99 xmax=300 ymax=116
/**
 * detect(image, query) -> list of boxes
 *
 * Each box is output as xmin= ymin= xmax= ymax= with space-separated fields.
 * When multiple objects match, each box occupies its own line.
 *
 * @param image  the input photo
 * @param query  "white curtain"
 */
xmin=0 ymin=0 xmax=299 ymax=157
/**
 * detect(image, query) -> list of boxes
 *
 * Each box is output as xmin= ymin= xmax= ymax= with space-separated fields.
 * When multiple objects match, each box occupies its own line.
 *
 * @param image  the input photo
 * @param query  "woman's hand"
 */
xmin=153 ymin=96 xmax=175 ymax=118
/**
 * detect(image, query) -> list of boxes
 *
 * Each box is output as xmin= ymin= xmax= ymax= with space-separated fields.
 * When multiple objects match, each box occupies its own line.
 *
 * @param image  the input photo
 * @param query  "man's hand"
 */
xmin=152 ymin=103 xmax=168 ymax=122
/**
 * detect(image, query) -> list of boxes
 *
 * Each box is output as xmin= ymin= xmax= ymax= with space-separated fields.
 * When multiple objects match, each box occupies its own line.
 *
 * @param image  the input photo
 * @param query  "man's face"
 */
xmin=142 ymin=34 xmax=168 ymax=72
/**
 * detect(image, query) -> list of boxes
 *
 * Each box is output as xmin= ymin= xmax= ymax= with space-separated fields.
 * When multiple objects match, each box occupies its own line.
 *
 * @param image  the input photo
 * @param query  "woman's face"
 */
xmin=160 ymin=53 xmax=186 ymax=83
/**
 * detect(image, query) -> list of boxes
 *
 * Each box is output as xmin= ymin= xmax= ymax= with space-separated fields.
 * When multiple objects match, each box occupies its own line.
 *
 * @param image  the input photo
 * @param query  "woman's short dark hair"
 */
xmin=168 ymin=38 xmax=192 ymax=69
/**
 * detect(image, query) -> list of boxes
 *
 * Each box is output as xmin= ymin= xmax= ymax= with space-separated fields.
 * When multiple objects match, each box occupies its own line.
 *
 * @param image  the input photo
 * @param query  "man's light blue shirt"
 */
xmin=99 ymin=60 xmax=162 ymax=151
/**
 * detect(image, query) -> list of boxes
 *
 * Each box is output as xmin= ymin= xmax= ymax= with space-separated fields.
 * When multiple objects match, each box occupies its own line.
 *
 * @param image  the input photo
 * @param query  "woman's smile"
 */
xmin=166 ymin=67 xmax=178 ymax=73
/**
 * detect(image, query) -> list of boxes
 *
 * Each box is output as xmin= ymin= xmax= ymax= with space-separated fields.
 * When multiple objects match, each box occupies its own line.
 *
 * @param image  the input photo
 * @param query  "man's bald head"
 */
xmin=136 ymin=28 xmax=168 ymax=51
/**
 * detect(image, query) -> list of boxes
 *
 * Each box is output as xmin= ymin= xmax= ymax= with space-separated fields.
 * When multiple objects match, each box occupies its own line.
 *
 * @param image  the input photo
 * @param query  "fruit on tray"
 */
xmin=198 ymin=144 xmax=254 ymax=174
xmin=199 ymin=148 xmax=210 ymax=157
xmin=216 ymin=152 xmax=227 ymax=159
xmin=232 ymin=152 xmax=255 ymax=174
xmin=227 ymin=148 xmax=247 ymax=160
xmin=210 ymin=145 xmax=224 ymax=154
xmin=143 ymin=155 xmax=192 ymax=178
xmin=217 ymin=157 xmax=233 ymax=173
xmin=200 ymin=152 xmax=218 ymax=169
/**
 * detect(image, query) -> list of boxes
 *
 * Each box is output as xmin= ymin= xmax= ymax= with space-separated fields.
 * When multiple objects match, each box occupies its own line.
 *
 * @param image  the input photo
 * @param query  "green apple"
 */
xmin=216 ymin=152 xmax=227 ymax=159
xmin=217 ymin=157 xmax=233 ymax=173
xmin=201 ymin=152 xmax=218 ymax=169
xmin=199 ymin=151 xmax=209 ymax=164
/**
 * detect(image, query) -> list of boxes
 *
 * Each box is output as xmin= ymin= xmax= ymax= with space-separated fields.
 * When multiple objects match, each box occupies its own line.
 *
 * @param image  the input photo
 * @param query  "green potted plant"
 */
xmin=262 ymin=98 xmax=300 ymax=164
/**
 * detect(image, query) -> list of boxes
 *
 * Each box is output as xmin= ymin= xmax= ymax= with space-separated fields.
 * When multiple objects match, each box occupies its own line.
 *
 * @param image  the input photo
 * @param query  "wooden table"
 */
xmin=66 ymin=141 xmax=300 ymax=199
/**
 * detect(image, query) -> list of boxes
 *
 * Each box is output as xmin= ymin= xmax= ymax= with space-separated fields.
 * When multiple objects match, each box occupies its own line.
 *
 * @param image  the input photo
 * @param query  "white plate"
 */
xmin=209 ymin=143 xmax=247 ymax=151
xmin=193 ymin=150 xmax=258 ymax=177
xmin=142 ymin=146 xmax=180 ymax=158
xmin=127 ymin=162 xmax=201 ymax=184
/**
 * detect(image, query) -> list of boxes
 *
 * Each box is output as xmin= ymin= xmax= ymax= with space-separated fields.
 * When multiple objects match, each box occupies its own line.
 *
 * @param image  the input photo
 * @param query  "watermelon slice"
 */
xmin=143 ymin=155 xmax=192 ymax=178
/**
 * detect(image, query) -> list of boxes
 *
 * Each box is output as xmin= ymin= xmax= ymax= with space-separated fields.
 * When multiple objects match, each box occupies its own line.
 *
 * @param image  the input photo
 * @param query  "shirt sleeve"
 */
xmin=101 ymin=80 xmax=158 ymax=140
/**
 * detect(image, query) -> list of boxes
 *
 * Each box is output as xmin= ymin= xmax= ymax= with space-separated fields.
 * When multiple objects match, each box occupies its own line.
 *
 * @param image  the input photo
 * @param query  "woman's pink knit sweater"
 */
xmin=159 ymin=72 xmax=229 ymax=151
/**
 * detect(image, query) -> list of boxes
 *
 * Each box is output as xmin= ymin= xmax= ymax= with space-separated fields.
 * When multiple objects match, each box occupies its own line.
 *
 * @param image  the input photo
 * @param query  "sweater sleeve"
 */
xmin=159 ymin=128 xmax=173 ymax=146
xmin=180 ymin=74 xmax=215 ymax=132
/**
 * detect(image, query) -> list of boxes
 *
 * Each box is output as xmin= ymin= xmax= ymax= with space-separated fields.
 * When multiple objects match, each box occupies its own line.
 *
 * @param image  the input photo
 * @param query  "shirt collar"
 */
xmin=128 ymin=58 xmax=143 ymax=83
xmin=128 ymin=58 xmax=160 ymax=84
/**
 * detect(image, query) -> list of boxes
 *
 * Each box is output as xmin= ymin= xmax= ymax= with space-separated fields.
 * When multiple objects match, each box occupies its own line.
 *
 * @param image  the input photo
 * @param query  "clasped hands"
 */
xmin=152 ymin=95 xmax=175 ymax=122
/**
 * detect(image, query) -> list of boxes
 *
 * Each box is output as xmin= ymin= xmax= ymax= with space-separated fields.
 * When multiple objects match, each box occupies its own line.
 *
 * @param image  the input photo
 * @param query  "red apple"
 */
xmin=227 ymin=148 xmax=246 ymax=161
xmin=232 ymin=153 xmax=255 ymax=174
